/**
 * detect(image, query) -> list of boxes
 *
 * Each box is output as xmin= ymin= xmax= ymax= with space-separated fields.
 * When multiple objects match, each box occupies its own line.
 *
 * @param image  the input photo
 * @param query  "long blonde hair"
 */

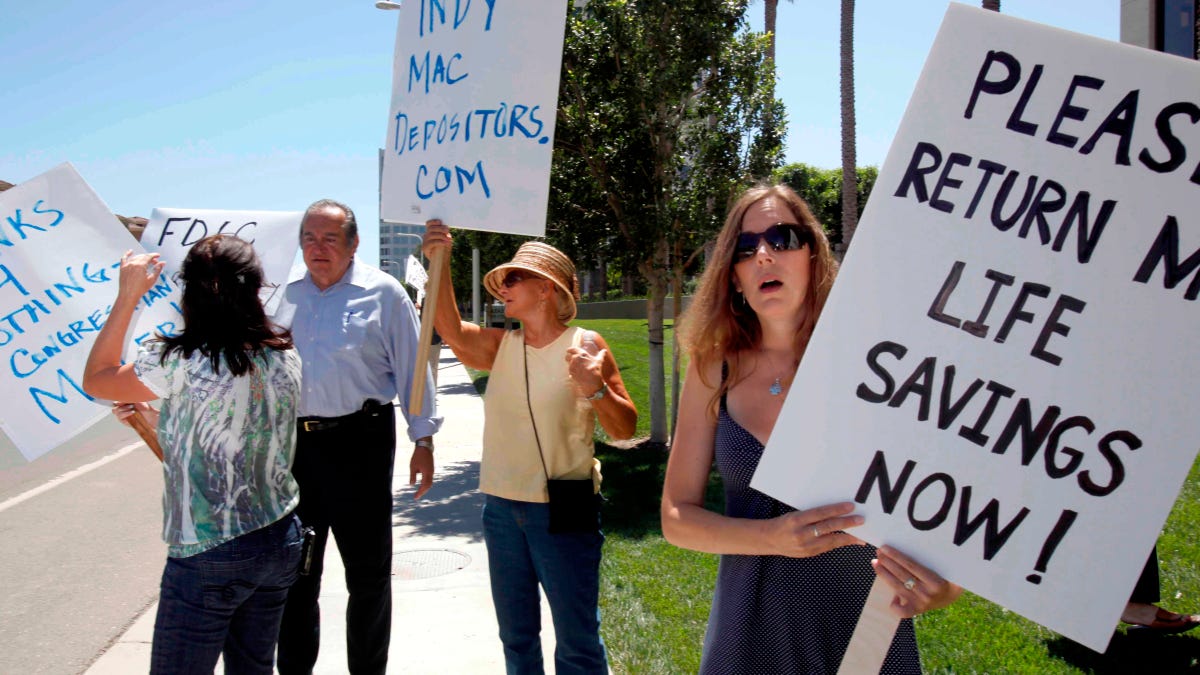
xmin=679 ymin=183 xmax=838 ymax=417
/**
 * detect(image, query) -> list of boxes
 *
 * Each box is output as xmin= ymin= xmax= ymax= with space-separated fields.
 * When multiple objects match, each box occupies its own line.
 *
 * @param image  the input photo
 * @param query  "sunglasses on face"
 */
xmin=733 ymin=223 xmax=814 ymax=263
xmin=501 ymin=270 xmax=535 ymax=288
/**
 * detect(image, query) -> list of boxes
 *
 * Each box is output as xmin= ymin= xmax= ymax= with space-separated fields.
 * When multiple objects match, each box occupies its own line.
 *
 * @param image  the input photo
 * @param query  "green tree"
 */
xmin=554 ymin=0 xmax=781 ymax=442
xmin=776 ymin=162 xmax=877 ymax=249
xmin=445 ymin=229 xmax=524 ymax=323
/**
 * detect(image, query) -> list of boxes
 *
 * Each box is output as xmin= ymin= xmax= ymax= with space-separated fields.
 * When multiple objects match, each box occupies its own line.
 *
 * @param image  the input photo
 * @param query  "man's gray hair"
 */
xmin=301 ymin=199 xmax=358 ymax=243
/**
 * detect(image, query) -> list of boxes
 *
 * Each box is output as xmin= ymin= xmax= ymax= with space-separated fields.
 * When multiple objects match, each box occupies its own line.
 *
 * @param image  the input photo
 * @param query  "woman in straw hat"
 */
xmin=423 ymin=220 xmax=637 ymax=674
xmin=661 ymin=184 xmax=960 ymax=673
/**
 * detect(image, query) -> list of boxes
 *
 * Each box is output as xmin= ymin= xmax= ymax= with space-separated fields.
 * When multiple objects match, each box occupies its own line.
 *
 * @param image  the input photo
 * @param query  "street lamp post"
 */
xmin=380 ymin=231 xmax=424 ymax=281
xmin=379 ymin=258 xmax=405 ymax=281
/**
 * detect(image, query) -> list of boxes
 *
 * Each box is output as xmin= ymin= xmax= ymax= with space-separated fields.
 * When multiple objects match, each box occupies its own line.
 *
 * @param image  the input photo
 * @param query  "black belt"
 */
xmin=299 ymin=400 xmax=391 ymax=433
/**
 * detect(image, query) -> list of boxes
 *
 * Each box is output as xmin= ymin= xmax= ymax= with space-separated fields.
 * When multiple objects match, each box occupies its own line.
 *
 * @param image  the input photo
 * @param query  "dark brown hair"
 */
xmin=159 ymin=235 xmax=293 ymax=376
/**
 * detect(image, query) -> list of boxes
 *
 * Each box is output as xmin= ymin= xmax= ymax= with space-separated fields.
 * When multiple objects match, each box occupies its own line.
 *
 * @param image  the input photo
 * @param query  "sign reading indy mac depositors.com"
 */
xmin=379 ymin=0 xmax=568 ymax=235
xmin=0 ymin=163 xmax=182 ymax=461
xmin=752 ymin=5 xmax=1200 ymax=652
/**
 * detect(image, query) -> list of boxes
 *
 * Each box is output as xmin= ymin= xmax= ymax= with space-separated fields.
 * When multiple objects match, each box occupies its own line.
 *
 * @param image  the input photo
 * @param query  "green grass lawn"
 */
xmin=469 ymin=317 xmax=1200 ymax=673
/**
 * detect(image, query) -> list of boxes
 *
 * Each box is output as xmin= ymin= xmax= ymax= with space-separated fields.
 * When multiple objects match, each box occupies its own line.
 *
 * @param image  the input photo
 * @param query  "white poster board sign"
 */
xmin=752 ymin=4 xmax=1200 ymax=652
xmin=141 ymin=208 xmax=301 ymax=315
xmin=379 ymin=0 xmax=568 ymax=234
xmin=0 ymin=163 xmax=181 ymax=461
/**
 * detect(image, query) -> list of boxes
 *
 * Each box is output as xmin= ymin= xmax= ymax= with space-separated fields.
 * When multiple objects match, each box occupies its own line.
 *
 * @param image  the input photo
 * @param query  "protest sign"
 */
xmin=0 ymin=163 xmax=181 ymax=461
xmin=752 ymin=4 xmax=1200 ymax=652
xmin=379 ymin=0 xmax=568 ymax=234
xmin=141 ymin=208 xmax=301 ymax=315
xmin=404 ymin=254 xmax=429 ymax=304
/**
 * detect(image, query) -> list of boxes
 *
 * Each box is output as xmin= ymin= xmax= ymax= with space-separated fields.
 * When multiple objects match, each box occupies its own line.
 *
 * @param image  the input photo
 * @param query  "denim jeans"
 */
xmin=150 ymin=513 xmax=303 ymax=675
xmin=482 ymin=494 xmax=608 ymax=675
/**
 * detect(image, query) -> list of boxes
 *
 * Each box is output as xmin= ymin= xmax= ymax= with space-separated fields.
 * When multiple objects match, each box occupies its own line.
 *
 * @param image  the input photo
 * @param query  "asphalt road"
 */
xmin=0 ymin=418 xmax=165 ymax=675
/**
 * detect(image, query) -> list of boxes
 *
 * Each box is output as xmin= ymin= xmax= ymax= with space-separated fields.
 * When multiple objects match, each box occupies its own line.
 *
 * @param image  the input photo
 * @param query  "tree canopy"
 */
xmin=548 ymin=0 xmax=784 ymax=441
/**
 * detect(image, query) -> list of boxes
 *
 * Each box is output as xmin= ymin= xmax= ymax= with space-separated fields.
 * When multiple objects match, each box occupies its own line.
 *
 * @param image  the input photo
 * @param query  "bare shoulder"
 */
xmin=687 ymin=357 xmax=723 ymax=395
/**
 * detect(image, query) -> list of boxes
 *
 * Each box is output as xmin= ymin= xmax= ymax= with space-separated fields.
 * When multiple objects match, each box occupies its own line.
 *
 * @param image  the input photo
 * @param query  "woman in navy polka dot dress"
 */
xmin=662 ymin=184 xmax=962 ymax=674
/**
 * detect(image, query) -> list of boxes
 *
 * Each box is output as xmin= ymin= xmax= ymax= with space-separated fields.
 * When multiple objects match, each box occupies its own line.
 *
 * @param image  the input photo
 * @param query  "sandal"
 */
xmin=1126 ymin=608 xmax=1200 ymax=634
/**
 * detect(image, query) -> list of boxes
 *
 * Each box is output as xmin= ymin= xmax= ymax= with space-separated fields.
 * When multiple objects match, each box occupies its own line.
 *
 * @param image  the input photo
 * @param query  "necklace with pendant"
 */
xmin=762 ymin=350 xmax=795 ymax=396
xmin=769 ymin=377 xmax=783 ymax=396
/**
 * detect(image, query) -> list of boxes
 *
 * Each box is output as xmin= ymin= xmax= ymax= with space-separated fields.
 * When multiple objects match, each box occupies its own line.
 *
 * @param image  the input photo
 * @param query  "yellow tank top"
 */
xmin=480 ymin=326 xmax=601 ymax=502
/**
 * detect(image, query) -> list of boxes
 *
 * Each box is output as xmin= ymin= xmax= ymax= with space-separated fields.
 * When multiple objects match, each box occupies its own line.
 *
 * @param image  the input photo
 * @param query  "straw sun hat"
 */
xmin=483 ymin=241 xmax=581 ymax=323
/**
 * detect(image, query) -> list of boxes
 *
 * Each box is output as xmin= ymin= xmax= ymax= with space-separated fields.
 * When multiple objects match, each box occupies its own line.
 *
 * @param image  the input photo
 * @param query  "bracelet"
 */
xmin=585 ymin=381 xmax=608 ymax=401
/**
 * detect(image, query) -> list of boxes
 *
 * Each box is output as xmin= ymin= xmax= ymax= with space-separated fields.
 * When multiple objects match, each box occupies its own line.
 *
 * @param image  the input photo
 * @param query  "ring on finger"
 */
xmin=903 ymin=577 xmax=916 ymax=590
xmin=812 ymin=527 xmax=821 ymax=539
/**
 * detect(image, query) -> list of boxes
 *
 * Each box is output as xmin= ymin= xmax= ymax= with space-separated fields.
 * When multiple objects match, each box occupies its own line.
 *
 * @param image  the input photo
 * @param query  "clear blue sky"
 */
xmin=1 ymin=1 xmax=1118 ymax=265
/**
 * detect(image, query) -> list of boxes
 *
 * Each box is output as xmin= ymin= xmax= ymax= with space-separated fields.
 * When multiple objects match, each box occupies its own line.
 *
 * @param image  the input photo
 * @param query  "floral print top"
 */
xmin=135 ymin=341 xmax=302 ymax=558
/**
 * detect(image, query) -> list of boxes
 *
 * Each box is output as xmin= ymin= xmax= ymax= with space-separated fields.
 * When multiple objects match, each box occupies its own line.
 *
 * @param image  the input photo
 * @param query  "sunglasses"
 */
xmin=501 ymin=270 xmax=536 ymax=288
xmin=734 ymin=223 xmax=814 ymax=262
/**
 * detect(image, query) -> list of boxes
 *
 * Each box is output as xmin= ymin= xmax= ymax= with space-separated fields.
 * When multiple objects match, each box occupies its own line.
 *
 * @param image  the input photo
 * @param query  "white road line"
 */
xmin=0 ymin=442 xmax=146 ymax=514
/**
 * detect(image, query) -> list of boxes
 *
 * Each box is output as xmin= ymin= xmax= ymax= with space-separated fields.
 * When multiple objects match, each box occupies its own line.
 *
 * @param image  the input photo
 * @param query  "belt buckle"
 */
xmin=303 ymin=420 xmax=320 ymax=433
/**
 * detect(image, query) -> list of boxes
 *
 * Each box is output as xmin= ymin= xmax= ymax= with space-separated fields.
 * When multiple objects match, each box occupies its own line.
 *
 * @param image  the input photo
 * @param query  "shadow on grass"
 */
xmin=1046 ymin=631 xmax=1200 ymax=672
xmin=596 ymin=439 xmax=723 ymax=540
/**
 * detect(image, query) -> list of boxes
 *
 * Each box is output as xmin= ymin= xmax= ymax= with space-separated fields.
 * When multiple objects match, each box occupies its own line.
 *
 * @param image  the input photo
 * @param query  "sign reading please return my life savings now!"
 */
xmin=0 ymin=163 xmax=181 ymax=461
xmin=752 ymin=4 xmax=1200 ymax=653
xmin=380 ymin=0 xmax=568 ymax=234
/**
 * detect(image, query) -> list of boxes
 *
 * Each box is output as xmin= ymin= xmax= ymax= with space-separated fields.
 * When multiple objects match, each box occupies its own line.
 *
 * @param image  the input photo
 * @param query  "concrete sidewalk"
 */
xmin=85 ymin=356 xmax=556 ymax=674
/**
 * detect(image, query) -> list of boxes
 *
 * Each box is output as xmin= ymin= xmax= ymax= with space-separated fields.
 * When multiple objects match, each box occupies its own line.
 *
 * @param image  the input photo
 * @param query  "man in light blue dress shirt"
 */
xmin=276 ymin=199 xmax=442 ymax=675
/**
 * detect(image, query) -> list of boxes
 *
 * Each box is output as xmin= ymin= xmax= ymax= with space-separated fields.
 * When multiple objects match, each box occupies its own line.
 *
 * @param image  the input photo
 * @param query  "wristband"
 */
xmin=585 ymin=381 xmax=608 ymax=401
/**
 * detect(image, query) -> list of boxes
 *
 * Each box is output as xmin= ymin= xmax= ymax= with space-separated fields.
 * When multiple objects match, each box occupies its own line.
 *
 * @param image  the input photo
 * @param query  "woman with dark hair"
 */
xmin=661 ymin=184 xmax=961 ymax=673
xmin=84 ymin=235 xmax=303 ymax=675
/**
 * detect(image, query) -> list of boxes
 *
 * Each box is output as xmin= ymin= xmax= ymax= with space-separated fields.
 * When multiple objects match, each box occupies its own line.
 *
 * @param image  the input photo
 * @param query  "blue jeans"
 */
xmin=151 ymin=513 xmax=303 ymax=675
xmin=482 ymin=494 xmax=608 ymax=675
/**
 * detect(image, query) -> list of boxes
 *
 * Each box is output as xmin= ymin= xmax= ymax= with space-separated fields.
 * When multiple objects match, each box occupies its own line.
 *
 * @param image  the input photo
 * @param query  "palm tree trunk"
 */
xmin=839 ymin=0 xmax=858 ymax=256
xmin=765 ymin=0 xmax=778 ymax=71
xmin=760 ymin=0 xmax=781 ymax=178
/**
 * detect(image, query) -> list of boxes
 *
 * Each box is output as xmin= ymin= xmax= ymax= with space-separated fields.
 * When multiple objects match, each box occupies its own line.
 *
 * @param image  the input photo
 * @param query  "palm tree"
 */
xmin=762 ymin=0 xmax=792 ymax=179
xmin=765 ymin=0 xmax=780 ymax=66
xmin=839 ymin=0 xmax=858 ymax=255
xmin=982 ymin=0 xmax=1000 ymax=10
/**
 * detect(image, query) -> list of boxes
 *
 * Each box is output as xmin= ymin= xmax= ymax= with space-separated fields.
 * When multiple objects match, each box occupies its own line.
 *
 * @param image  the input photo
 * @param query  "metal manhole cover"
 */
xmin=392 ymin=549 xmax=471 ymax=580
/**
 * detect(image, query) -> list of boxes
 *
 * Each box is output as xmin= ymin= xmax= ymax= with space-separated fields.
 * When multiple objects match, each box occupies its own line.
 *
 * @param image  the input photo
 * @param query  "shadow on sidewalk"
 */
xmin=392 ymin=459 xmax=484 ymax=543
xmin=435 ymin=381 xmax=480 ymax=397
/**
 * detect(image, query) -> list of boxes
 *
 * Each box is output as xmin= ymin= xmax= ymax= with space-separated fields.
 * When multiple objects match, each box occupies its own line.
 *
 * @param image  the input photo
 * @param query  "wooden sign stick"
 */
xmin=836 ymin=576 xmax=901 ymax=675
xmin=127 ymin=409 xmax=164 ymax=462
xmin=409 ymin=246 xmax=447 ymax=414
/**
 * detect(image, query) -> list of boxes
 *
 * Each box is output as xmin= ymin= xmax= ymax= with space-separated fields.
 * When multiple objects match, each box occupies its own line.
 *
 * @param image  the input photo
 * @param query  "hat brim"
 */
xmin=483 ymin=263 xmax=577 ymax=323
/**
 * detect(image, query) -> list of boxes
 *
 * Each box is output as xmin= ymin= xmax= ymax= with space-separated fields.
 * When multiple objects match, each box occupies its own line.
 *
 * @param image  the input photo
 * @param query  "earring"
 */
xmin=731 ymin=290 xmax=747 ymax=313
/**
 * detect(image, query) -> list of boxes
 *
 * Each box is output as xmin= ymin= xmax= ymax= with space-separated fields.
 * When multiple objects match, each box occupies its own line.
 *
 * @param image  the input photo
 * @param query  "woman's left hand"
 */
xmin=565 ymin=344 xmax=607 ymax=399
xmin=872 ymin=545 xmax=963 ymax=618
